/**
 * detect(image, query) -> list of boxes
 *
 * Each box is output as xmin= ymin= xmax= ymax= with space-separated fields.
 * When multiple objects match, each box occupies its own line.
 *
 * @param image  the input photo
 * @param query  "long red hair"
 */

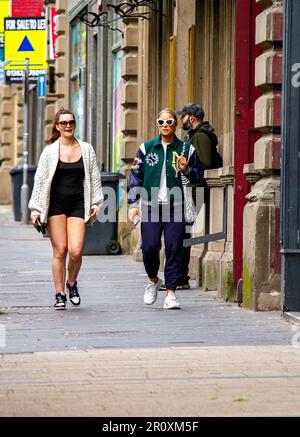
xmin=48 ymin=108 xmax=76 ymax=144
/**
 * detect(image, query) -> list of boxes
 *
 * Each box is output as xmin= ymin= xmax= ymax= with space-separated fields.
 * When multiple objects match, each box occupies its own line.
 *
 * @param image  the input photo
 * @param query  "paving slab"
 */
xmin=0 ymin=346 xmax=299 ymax=416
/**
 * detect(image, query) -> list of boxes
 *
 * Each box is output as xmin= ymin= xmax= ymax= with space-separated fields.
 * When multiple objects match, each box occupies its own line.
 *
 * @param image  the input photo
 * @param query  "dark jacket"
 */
xmin=185 ymin=122 xmax=219 ymax=170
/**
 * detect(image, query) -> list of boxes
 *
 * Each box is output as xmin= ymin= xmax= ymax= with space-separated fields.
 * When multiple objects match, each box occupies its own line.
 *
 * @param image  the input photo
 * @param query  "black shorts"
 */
xmin=48 ymin=192 xmax=84 ymax=219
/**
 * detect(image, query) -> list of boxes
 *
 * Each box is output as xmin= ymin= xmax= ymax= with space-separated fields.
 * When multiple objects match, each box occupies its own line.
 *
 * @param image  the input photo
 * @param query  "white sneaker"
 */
xmin=144 ymin=278 xmax=162 ymax=305
xmin=163 ymin=292 xmax=181 ymax=310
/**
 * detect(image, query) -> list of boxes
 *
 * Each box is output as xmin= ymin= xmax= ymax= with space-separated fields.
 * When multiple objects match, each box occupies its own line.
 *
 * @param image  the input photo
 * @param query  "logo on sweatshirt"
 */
xmin=145 ymin=153 xmax=159 ymax=167
xmin=131 ymin=156 xmax=142 ymax=170
xmin=172 ymin=151 xmax=180 ymax=176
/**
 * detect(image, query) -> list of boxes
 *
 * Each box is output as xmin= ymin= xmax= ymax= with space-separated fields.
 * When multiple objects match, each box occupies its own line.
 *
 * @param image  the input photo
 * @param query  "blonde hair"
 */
xmin=157 ymin=108 xmax=177 ymax=123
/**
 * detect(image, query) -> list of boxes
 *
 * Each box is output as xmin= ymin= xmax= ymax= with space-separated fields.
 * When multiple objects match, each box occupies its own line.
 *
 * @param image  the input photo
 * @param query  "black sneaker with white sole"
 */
xmin=159 ymin=281 xmax=167 ymax=291
xmin=54 ymin=293 xmax=66 ymax=310
xmin=160 ymin=282 xmax=191 ymax=290
xmin=66 ymin=281 xmax=81 ymax=306
xmin=176 ymin=282 xmax=191 ymax=290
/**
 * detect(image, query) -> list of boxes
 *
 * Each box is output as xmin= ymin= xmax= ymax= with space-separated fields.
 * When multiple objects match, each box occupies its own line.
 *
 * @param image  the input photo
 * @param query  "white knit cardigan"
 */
xmin=28 ymin=138 xmax=103 ymax=224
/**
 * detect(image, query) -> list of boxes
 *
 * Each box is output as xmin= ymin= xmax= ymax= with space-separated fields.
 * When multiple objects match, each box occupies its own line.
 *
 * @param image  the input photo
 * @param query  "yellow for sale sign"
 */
xmin=0 ymin=0 xmax=10 ymax=49
xmin=4 ymin=17 xmax=47 ymax=75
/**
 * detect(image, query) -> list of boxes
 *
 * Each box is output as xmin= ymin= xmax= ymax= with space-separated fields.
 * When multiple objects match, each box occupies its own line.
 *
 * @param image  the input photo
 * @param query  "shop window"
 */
xmin=108 ymin=0 xmax=124 ymax=171
xmin=112 ymin=49 xmax=124 ymax=172
xmin=70 ymin=17 xmax=87 ymax=140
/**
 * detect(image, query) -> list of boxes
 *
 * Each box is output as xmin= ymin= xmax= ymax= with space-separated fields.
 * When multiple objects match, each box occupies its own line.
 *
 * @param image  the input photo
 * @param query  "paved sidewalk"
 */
xmin=0 ymin=206 xmax=293 ymax=353
xmin=0 ymin=205 xmax=299 ymax=416
xmin=1 ymin=346 xmax=300 ymax=416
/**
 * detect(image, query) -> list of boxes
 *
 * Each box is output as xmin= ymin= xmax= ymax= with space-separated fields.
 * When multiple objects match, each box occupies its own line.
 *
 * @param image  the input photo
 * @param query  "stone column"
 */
xmin=202 ymin=169 xmax=225 ymax=290
xmin=54 ymin=0 xmax=69 ymax=113
xmin=121 ymin=18 xmax=138 ymax=161
xmin=219 ymin=166 xmax=234 ymax=300
xmin=0 ymin=85 xmax=14 ymax=203
xmin=242 ymin=0 xmax=282 ymax=310
xmin=40 ymin=2 xmax=68 ymax=150
xmin=119 ymin=18 xmax=139 ymax=255
xmin=15 ymin=85 xmax=25 ymax=164
xmin=189 ymin=199 xmax=207 ymax=286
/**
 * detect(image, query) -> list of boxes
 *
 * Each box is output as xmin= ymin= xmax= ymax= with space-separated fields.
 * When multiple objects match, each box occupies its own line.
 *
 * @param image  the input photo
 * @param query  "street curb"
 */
xmin=283 ymin=311 xmax=300 ymax=325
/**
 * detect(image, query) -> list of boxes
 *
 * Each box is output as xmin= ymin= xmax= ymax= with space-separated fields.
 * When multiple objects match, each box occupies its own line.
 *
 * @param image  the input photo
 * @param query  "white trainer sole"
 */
xmin=163 ymin=303 xmax=181 ymax=310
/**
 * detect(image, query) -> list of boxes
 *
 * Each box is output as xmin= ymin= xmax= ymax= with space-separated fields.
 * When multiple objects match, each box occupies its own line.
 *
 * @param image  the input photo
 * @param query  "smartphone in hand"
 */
xmin=33 ymin=218 xmax=47 ymax=234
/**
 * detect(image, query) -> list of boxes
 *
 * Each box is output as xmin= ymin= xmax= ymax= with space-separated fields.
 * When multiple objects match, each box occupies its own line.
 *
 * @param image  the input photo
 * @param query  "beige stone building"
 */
xmin=0 ymin=0 xmax=283 ymax=311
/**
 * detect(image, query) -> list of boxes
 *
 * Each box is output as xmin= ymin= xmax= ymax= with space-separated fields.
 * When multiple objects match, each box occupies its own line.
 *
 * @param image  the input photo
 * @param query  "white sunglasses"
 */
xmin=157 ymin=118 xmax=176 ymax=126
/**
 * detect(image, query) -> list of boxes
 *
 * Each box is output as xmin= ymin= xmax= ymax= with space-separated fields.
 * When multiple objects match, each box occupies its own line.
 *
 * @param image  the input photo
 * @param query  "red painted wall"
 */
xmin=233 ymin=0 xmax=262 ymax=284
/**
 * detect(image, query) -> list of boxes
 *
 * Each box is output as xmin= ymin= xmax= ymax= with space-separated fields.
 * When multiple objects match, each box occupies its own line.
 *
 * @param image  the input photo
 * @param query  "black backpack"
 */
xmin=198 ymin=123 xmax=223 ymax=169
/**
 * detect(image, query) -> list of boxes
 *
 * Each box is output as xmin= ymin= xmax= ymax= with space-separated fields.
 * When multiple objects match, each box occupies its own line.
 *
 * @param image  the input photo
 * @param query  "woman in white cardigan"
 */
xmin=29 ymin=108 xmax=103 ymax=310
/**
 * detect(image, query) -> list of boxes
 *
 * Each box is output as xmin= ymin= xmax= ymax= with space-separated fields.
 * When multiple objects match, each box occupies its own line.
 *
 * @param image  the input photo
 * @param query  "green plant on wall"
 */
xmin=243 ymin=264 xmax=253 ymax=309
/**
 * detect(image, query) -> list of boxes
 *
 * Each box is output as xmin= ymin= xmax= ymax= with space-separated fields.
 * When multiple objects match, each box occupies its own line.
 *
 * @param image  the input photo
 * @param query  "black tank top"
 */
xmin=51 ymin=157 xmax=85 ymax=195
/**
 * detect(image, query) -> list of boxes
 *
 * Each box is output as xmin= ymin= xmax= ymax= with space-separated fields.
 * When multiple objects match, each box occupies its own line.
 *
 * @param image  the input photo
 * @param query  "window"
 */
xmin=70 ymin=17 xmax=87 ymax=139
xmin=112 ymin=49 xmax=124 ymax=172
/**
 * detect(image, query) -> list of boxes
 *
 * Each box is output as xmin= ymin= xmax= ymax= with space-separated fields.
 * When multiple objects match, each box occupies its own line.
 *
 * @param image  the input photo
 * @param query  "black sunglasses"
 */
xmin=58 ymin=120 xmax=76 ymax=127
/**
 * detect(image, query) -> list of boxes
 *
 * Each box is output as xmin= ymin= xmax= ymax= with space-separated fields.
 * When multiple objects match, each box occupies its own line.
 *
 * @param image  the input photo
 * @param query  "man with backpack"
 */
xmin=174 ymin=103 xmax=222 ymax=289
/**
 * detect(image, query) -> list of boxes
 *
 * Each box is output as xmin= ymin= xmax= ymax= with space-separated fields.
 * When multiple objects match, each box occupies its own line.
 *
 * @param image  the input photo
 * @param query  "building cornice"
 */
xmin=69 ymin=0 xmax=91 ymax=22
